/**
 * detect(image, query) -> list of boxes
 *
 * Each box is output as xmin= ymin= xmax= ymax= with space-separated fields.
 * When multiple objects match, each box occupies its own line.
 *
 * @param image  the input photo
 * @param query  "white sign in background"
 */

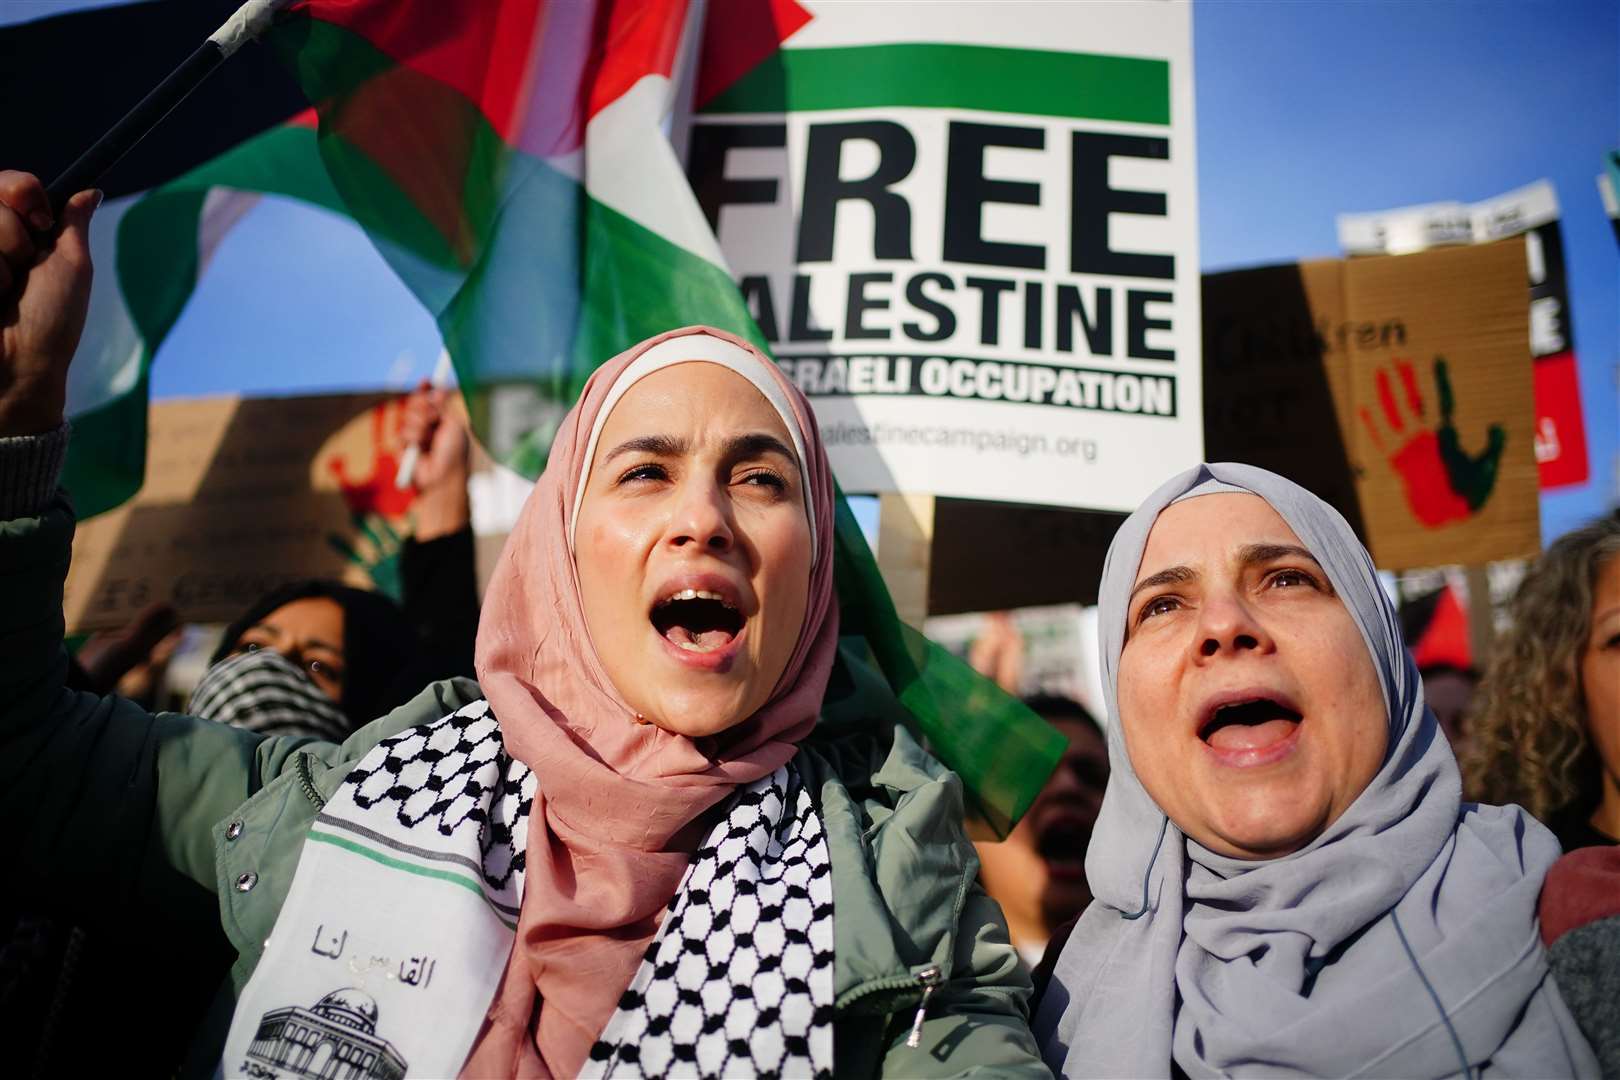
xmin=687 ymin=2 xmax=1201 ymax=512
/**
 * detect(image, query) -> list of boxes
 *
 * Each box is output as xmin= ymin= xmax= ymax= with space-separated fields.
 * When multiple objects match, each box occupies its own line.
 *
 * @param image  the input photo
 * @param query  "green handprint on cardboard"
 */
xmin=327 ymin=511 xmax=405 ymax=602
xmin=1359 ymin=356 xmax=1506 ymax=528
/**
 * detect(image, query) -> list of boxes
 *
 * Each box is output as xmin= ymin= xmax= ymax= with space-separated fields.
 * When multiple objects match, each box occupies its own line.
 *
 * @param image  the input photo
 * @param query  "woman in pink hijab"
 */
xmin=242 ymin=326 xmax=1044 ymax=1078
xmin=0 ymin=205 xmax=1047 ymax=1080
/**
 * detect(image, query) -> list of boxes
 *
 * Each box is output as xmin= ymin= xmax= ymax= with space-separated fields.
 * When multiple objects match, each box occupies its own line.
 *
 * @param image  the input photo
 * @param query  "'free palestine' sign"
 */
xmin=687 ymin=1 xmax=1201 ymax=512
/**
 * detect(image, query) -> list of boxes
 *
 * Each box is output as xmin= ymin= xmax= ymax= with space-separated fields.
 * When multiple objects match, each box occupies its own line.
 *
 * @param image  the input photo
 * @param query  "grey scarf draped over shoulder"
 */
xmin=1035 ymin=463 xmax=1597 ymax=1078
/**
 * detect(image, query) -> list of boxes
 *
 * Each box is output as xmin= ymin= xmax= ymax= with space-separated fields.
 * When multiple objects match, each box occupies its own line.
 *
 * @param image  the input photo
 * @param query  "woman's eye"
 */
xmin=1138 ymin=595 xmax=1180 ymax=622
xmin=1269 ymin=568 xmax=1317 ymax=589
xmin=738 ymin=469 xmax=786 ymax=491
xmin=243 ymin=641 xmax=262 ymax=652
xmin=617 ymin=463 xmax=668 ymax=485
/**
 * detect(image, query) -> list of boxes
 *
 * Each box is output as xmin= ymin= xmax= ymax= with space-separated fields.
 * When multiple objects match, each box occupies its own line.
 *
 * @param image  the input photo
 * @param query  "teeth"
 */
xmin=663 ymin=588 xmax=729 ymax=605
xmin=676 ymin=641 xmax=721 ymax=652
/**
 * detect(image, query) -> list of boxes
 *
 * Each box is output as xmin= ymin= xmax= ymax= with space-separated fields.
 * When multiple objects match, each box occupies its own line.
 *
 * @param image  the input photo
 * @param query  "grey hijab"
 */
xmin=1035 ymin=463 xmax=1596 ymax=1078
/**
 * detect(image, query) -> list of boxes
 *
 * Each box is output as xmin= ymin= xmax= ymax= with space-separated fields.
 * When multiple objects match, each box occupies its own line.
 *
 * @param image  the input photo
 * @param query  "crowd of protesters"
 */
xmin=2 ymin=166 xmax=1617 ymax=1079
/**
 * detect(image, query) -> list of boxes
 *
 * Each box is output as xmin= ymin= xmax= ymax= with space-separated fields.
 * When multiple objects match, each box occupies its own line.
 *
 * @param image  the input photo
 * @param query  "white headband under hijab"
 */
xmin=567 ymin=333 xmax=817 ymax=558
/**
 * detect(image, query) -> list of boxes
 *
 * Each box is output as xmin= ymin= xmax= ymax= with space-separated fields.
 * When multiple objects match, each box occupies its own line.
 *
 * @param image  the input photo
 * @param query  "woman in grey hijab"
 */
xmin=1035 ymin=463 xmax=1596 ymax=1078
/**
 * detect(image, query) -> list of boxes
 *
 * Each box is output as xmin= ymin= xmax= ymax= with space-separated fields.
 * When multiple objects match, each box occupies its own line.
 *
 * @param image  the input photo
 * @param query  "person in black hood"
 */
xmin=202 ymin=580 xmax=428 ymax=737
xmin=195 ymin=384 xmax=482 ymax=739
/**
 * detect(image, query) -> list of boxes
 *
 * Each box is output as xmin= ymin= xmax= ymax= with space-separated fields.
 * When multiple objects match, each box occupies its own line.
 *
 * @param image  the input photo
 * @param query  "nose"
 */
xmin=1193 ymin=588 xmax=1273 ymax=661
xmin=667 ymin=474 xmax=735 ymax=554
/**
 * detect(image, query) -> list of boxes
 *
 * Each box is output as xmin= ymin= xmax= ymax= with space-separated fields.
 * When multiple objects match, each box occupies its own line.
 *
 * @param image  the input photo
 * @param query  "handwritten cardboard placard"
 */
xmin=1203 ymin=238 xmax=1538 ymax=571
xmin=919 ymin=238 xmax=1538 ymax=616
xmin=63 ymin=393 xmax=417 ymax=633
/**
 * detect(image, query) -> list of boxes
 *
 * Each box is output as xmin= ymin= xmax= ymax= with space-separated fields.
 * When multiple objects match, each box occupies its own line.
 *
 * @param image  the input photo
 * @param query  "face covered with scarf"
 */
xmin=1036 ymin=463 xmax=1596 ymax=1079
xmin=197 ymin=581 xmax=422 ymax=738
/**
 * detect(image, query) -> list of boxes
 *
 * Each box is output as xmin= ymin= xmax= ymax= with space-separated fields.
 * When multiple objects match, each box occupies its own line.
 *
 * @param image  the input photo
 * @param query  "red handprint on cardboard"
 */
xmin=322 ymin=399 xmax=420 ymax=600
xmin=326 ymin=398 xmax=418 ymax=519
xmin=1359 ymin=356 xmax=1506 ymax=528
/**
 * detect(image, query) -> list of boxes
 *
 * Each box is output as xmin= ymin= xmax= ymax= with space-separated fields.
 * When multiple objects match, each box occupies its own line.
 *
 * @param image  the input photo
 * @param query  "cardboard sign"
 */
xmin=1203 ymin=239 xmax=1539 ymax=571
xmin=924 ymin=604 xmax=1092 ymax=703
xmin=63 ymin=393 xmax=419 ymax=632
xmin=1338 ymin=181 xmax=1590 ymax=489
xmin=686 ymin=1 xmax=1201 ymax=512
xmin=896 ymin=239 xmax=1538 ymax=617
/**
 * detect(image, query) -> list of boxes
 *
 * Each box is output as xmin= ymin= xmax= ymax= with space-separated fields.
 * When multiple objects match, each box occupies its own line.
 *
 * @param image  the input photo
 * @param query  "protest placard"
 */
xmin=63 ymin=393 xmax=414 ymax=632
xmin=688 ymin=1 xmax=1201 ymax=513
xmin=1203 ymin=238 xmax=1540 ymax=571
xmin=1338 ymin=181 xmax=1590 ymax=489
xmin=925 ymin=604 xmax=1094 ymax=705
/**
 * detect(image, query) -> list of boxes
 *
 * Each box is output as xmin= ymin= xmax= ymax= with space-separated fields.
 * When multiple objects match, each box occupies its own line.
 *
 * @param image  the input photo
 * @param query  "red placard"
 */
xmin=1533 ymin=351 xmax=1590 ymax=489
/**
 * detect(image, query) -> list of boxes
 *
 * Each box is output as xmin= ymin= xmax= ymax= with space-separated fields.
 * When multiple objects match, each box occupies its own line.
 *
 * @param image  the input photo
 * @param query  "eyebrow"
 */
xmin=1127 ymin=543 xmax=1325 ymax=603
xmin=723 ymin=432 xmax=798 ymax=465
xmin=600 ymin=431 xmax=798 ymax=467
xmin=1128 ymin=564 xmax=1196 ymax=604
xmin=1236 ymin=543 xmax=1323 ymax=572
xmin=601 ymin=434 xmax=687 ymax=464
xmin=246 ymin=623 xmax=343 ymax=657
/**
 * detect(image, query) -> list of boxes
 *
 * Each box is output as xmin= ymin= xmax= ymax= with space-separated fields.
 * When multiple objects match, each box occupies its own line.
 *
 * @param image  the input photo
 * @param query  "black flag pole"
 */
xmin=45 ymin=0 xmax=291 ymax=215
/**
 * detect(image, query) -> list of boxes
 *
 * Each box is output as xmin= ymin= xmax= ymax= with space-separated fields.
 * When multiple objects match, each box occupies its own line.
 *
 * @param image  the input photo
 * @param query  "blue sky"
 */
xmin=12 ymin=0 xmax=1619 ymax=542
xmin=1194 ymin=0 xmax=1618 ymax=543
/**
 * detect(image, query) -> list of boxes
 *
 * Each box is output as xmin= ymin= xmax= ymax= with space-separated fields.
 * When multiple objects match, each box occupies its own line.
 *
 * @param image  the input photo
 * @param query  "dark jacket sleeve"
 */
xmin=0 ymin=493 xmax=293 ymax=917
xmin=400 ymin=525 xmax=480 ymax=681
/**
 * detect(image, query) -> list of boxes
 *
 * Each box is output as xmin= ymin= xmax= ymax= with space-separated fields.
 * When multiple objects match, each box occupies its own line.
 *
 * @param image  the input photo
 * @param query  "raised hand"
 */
xmin=74 ymin=601 xmax=181 ymax=697
xmin=0 ymin=171 xmax=100 ymax=436
xmin=1359 ymin=356 xmax=1507 ymax=528
xmin=399 ymin=380 xmax=471 ymax=495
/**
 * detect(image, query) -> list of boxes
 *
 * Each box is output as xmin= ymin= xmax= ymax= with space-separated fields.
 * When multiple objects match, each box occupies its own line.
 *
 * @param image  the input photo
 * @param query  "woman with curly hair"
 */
xmin=1463 ymin=514 xmax=1620 ymax=851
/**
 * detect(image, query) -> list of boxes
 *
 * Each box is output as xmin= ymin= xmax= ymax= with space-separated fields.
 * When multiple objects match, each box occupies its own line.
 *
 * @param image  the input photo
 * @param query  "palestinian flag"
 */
xmin=14 ymin=0 xmax=1062 ymax=828
xmin=7 ymin=0 xmax=756 ymax=515
xmin=6 ymin=0 xmax=308 ymax=516
xmin=266 ymin=0 xmax=764 ymax=475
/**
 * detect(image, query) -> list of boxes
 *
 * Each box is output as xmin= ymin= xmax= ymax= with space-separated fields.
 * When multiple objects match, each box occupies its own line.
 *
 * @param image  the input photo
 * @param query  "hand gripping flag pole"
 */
xmin=46 ymin=0 xmax=293 ymax=214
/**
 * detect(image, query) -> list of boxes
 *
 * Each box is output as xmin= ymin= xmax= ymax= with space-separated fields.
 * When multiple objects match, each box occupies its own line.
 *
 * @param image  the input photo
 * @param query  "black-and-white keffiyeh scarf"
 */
xmin=191 ymin=649 xmax=350 ymax=741
xmin=221 ymin=701 xmax=835 ymax=1079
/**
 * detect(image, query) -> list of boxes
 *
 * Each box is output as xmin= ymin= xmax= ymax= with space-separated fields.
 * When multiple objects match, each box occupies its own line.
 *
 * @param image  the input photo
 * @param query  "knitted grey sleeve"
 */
xmin=0 ymin=423 xmax=70 ymax=520
xmin=1546 ymin=916 xmax=1620 ymax=1077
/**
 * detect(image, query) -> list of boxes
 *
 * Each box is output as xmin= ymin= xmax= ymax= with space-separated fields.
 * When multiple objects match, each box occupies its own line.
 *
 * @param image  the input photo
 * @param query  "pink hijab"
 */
xmin=462 ymin=326 xmax=839 ymax=1078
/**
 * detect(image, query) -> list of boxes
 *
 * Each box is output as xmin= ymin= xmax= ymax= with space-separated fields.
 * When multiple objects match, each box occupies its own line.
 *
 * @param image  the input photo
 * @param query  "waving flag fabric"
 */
xmin=50 ymin=0 xmax=771 ymax=512
xmin=5 ymin=0 xmax=305 ymax=515
xmin=264 ymin=0 xmax=763 ymax=474
xmin=30 ymin=0 xmax=1061 ymax=829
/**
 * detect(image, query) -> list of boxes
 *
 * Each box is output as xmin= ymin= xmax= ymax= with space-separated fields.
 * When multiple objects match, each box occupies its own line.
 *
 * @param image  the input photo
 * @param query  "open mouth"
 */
xmin=1199 ymin=697 xmax=1303 ymax=752
xmin=650 ymin=589 xmax=744 ymax=653
xmin=1034 ymin=814 xmax=1094 ymax=877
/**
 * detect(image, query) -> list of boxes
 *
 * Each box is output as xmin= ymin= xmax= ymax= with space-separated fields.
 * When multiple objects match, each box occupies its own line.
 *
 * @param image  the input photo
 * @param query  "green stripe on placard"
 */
xmin=307 ymin=829 xmax=519 ymax=929
xmin=700 ymin=44 xmax=1170 ymax=125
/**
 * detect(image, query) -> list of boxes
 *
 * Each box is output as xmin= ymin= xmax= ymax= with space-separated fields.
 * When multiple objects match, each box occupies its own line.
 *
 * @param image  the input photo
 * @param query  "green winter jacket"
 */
xmin=1 ymin=493 xmax=1048 ymax=1078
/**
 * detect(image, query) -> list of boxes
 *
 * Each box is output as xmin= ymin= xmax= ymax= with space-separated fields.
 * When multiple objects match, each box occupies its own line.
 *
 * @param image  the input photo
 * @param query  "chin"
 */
xmin=641 ymin=685 xmax=761 ymax=739
xmin=1204 ymin=803 xmax=1327 ymax=859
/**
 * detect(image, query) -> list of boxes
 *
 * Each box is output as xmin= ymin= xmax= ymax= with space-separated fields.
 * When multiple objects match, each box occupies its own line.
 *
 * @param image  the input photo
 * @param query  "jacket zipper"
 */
xmin=904 ymin=966 xmax=943 ymax=1048
xmin=294 ymin=753 xmax=326 ymax=811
